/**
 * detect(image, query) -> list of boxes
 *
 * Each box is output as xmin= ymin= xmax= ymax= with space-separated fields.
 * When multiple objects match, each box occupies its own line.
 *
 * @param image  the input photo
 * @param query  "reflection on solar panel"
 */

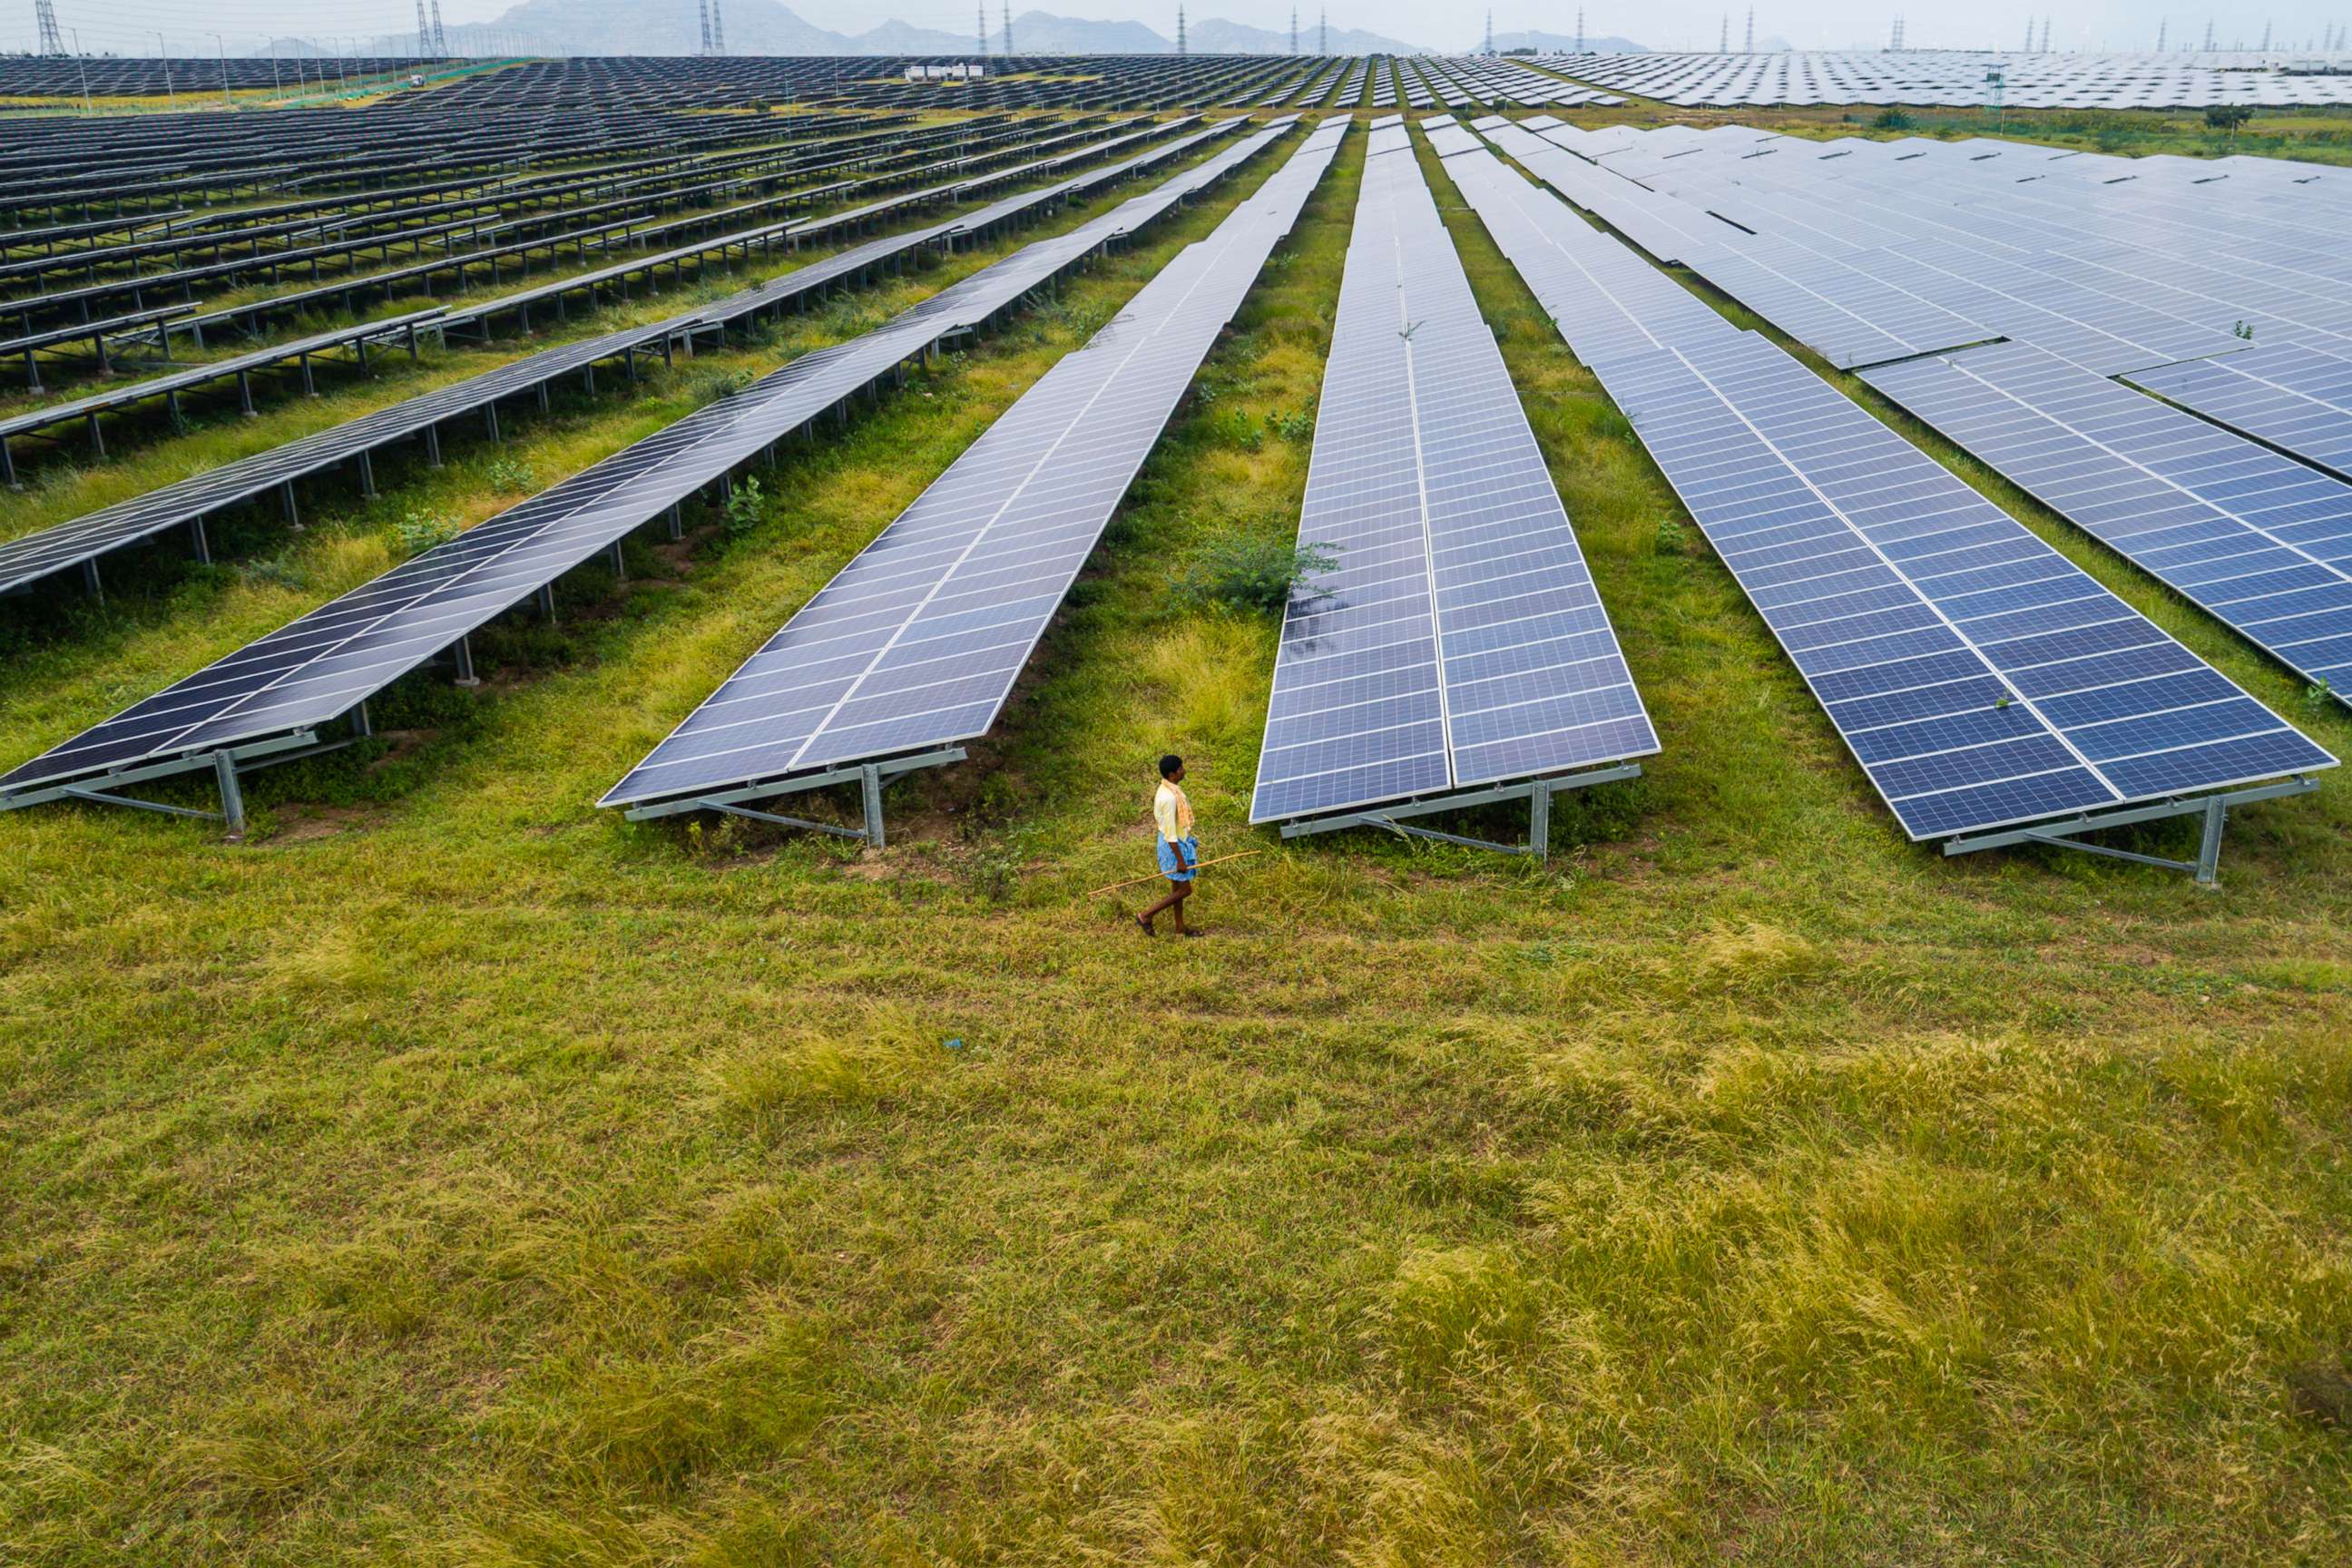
xmin=2129 ymin=341 xmax=2352 ymax=482
xmin=602 ymin=119 xmax=1346 ymax=842
xmin=0 ymin=121 xmax=1276 ymax=836
xmin=1861 ymin=341 xmax=2352 ymax=708
xmin=1249 ymin=124 xmax=1659 ymax=858
xmin=1445 ymin=134 xmax=2333 ymax=880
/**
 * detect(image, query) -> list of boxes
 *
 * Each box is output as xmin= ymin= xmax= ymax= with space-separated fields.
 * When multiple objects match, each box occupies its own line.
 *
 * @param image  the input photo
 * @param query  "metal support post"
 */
xmin=452 ymin=634 xmax=479 ymax=687
xmin=1529 ymin=778 xmax=1551 ymax=866
xmin=665 ymin=505 xmax=684 ymax=541
xmin=190 ymin=516 xmax=211 ymax=564
xmin=535 ymin=583 xmax=557 ymax=622
xmin=606 ymin=541 xmax=625 ymax=581
xmin=2196 ymin=795 xmax=2228 ymax=888
xmin=860 ymin=763 xmax=886 ymax=848
xmin=213 ymin=750 xmax=246 ymax=837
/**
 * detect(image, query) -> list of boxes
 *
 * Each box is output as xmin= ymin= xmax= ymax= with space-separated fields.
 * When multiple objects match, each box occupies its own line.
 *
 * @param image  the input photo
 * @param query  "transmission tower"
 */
xmin=2155 ymin=17 xmax=2166 ymax=50
xmin=2259 ymin=20 xmax=2270 ymax=49
xmin=2023 ymin=16 xmax=2034 ymax=49
xmin=1003 ymin=1 xmax=1014 ymax=58
xmin=1576 ymin=7 xmax=1584 ymax=52
xmin=1720 ymin=14 xmax=1728 ymax=51
xmin=1889 ymin=15 xmax=1904 ymax=51
xmin=2042 ymin=15 xmax=2052 ymax=50
xmin=1485 ymin=10 xmax=1494 ymax=53
xmin=1289 ymin=5 xmax=1297 ymax=54
xmin=710 ymin=0 xmax=725 ymax=54
xmin=1177 ymin=2 xmax=1186 ymax=54
xmin=34 ymin=0 xmax=63 ymax=55
xmin=698 ymin=0 xmax=712 ymax=54
xmin=2203 ymin=18 xmax=2214 ymax=50
xmin=977 ymin=1 xmax=987 ymax=54
xmin=1318 ymin=5 xmax=1327 ymax=54
xmin=432 ymin=0 xmax=447 ymax=53
xmin=1745 ymin=9 xmax=1754 ymax=51
xmin=416 ymin=0 xmax=430 ymax=54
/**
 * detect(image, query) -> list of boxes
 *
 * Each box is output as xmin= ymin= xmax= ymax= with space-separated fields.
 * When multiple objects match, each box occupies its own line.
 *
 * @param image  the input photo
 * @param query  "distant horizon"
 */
xmin=35 ymin=0 xmax=2341 ymax=63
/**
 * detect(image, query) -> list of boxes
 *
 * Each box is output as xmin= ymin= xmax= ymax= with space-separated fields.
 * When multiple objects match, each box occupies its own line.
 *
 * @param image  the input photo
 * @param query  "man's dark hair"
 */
xmin=1159 ymin=754 xmax=1183 ymax=779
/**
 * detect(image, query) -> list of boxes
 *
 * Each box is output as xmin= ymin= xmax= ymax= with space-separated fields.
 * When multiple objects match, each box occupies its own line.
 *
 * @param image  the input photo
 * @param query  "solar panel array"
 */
xmin=0 ymin=117 xmax=1210 ymax=596
xmin=1549 ymin=48 xmax=2352 ymax=109
xmin=1250 ymin=122 xmax=1659 ymax=827
xmin=1442 ymin=132 xmax=2334 ymax=839
xmin=1477 ymin=118 xmax=2352 ymax=703
xmin=605 ymin=117 xmax=1347 ymax=816
xmin=2130 ymin=341 xmax=2352 ymax=480
xmin=1862 ymin=341 xmax=2352 ymax=705
xmin=0 ymin=121 xmax=1280 ymax=806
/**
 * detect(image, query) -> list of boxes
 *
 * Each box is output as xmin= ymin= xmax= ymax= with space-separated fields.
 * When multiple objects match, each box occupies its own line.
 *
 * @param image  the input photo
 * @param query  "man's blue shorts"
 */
xmin=1156 ymin=835 xmax=1199 ymax=882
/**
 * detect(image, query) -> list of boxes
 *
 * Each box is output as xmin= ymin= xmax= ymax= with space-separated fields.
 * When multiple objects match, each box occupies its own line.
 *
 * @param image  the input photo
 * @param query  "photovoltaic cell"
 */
xmin=1250 ymin=125 xmax=1658 ymax=825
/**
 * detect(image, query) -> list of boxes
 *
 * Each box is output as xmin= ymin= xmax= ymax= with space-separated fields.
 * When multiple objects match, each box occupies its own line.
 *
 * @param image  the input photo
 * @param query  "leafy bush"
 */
xmin=1654 ymin=516 xmax=1690 ymax=556
xmin=699 ymin=367 xmax=756 ymax=404
xmin=2306 ymin=680 xmax=2336 ymax=715
xmin=1265 ymin=407 xmax=1314 ymax=444
xmin=238 ymin=554 xmax=310 ymax=591
xmin=1172 ymin=534 xmax=1339 ymax=614
xmin=393 ymin=509 xmax=459 ymax=556
xmin=486 ymin=456 xmax=537 ymax=494
xmin=723 ymin=475 xmax=766 ymax=540
xmin=1872 ymin=108 xmax=1915 ymax=130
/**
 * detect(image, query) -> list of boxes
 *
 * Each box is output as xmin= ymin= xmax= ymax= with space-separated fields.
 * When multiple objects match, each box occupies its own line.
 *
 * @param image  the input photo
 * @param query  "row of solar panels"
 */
xmin=606 ymin=118 xmax=1354 ymax=818
xmin=0 ymin=116 xmax=1184 ymax=479
xmin=5 ymin=114 xmax=2335 ymax=877
xmin=0 ymin=118 xmax=1291 ymax=820
xmin=1504 ymin=122 xmax=2352 ymax=715
xmin=1426 ymin=115 xmax=2335 ymax=847
xmin=1553 ymin=50 xmax=2352 ymax=109
xmin=0 ymin=117 xmax=1230 ymax=600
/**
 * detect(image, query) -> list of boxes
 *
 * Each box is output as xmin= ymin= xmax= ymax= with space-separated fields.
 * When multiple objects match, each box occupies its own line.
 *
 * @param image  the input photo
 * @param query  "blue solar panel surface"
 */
xmin=1861 ymin=340 xmax=2352 ymax=708
xmin=1446 ymin=132 xmax=2335 ymax=838
xmin=604 ymin=119 xmax=1346 ymax=812
xmin=0 ymin=121 xmax=1275 ymax=801
xmin=2129 ymin=340 xmax=2352 ymax=481
xmin=1250 ymin=125 xmax=1659 ymax=825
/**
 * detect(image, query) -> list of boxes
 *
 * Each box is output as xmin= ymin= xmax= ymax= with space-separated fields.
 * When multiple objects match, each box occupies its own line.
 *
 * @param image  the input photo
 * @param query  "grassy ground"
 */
xmin=4 ymin=117 xmax=2352 ymax=1566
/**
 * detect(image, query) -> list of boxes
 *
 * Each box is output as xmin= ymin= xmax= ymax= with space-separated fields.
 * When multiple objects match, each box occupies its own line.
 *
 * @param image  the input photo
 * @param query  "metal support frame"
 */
xmin=1276 ymin=764 xmax=1644 ymax=862
xmin=621 ymin=747 xmax=966 ymax=850
xmin=0 ymin=727 xmax=360 ymax=836
xmin=1938 ymin=776 xmax=2320 ymax=887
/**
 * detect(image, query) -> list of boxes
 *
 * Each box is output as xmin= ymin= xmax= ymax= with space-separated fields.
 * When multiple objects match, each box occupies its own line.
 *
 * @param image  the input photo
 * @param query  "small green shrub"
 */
xmin=392 ymin=509 xmax=458 ymax=557
xmin=2306 ymin=680 xmax=2336 ymax=715
xmin=1654 ymin=516 xmax=1690 ymax=556
xmin=1265 ymin=407 xmax=1314 ymax=443
xmin=700 ymin=367 xmax=757 ymax=404
xmin=723 ymin=475 xmax=766 ymax=540
xmin=238 ymin=554 xmax=310 ymax=591
xmin=485 ymin=456 xmax=537 ymax=494
xmin=1172 ymin=534 xmax=1339 ymax=614
xmin=1872 ymin=108 xmax=1916 ymax=130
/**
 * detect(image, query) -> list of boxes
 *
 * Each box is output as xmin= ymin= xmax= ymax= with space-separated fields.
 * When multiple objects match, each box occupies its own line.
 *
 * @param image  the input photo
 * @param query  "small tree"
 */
xmin=2205 ymin=104 xmax=2255 ymax=147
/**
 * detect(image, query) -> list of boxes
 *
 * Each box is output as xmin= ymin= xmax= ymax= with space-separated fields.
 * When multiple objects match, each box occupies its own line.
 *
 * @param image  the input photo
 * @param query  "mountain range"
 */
xmin=266 ymin=4 xmax=1450 ymax=58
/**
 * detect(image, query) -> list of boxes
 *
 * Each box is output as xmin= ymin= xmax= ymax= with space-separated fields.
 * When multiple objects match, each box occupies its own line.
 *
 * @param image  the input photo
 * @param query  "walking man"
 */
xmin=1137 ymin=753 xmax=1201 ymax=938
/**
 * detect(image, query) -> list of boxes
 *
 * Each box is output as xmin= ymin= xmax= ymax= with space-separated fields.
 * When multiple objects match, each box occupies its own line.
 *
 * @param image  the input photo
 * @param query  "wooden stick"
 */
xmin=1087 ymin=849 xmax=1261 ymax=897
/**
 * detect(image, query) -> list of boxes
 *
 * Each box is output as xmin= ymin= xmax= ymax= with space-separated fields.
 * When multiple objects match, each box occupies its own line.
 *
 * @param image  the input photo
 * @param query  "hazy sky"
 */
xmin=37 ymin=0 xmax=2352 ymax=58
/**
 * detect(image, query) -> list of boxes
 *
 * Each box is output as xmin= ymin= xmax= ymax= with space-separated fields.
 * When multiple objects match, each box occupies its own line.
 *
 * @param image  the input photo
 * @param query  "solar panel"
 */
xmin=0 ymin=119 xmax=1207 ymax=599
xmin=2129 ymin=340 xmax=2352 ymax=482
xmin=1861 ymin=341 xmax=2352 ymax=707
xmin=1250 ymin=125 xmax=1659 ymax=833
xmin=1441 ymin=143 xmax=2335 ymax=845
xmin=603 ymin=119 xmax=1346 ymax=822
xmin=0 ymin=121 xmax=1282 ymax=820
xmin=1616 ymin=332 xmax=2335 ymax=838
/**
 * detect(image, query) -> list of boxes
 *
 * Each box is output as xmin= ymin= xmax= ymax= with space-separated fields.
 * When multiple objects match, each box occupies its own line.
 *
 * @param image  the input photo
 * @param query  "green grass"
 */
xmin=4 ymin=121 xmax=2352 ymax=1566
